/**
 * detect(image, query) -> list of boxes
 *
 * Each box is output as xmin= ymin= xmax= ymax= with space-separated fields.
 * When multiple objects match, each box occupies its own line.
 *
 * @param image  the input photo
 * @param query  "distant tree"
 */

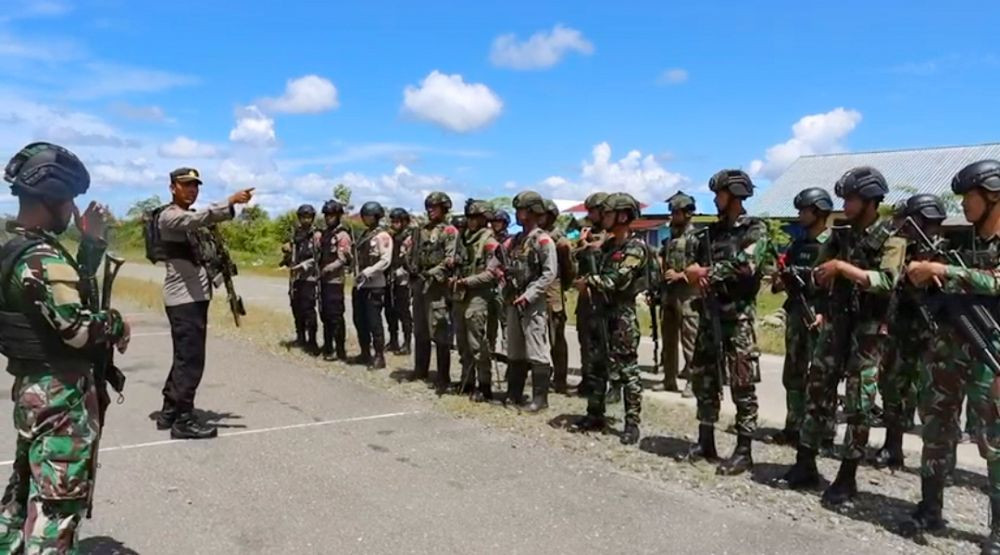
xmin=333 ymin=183 xmax=352 ymax=209
xmin=239 ymin=204 xmax=269 ymax=222
xmin=126 ymin=195 xmax=163 ymax=220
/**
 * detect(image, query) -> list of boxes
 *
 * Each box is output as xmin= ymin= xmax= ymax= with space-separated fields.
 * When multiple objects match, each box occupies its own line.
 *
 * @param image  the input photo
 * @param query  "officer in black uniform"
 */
xmin=386 ymin=207 xmax=414 ymax=355
xmin=350 ymin=202 xmax=393 ymax=369
xmin=318 ymin=200 xmax=352 ymax=361
xmin=281 ymin=204 xmax=320 ymax=354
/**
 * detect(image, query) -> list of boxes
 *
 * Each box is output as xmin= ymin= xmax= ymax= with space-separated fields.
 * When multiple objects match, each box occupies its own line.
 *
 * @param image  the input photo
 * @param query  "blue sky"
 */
xmin=0 ymin=0 xmax=998 ymax=216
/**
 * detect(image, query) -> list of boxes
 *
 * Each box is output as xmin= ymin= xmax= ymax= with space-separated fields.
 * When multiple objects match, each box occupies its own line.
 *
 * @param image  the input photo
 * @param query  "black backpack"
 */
xmin=143 ymin=205 xmax=170 ymax=263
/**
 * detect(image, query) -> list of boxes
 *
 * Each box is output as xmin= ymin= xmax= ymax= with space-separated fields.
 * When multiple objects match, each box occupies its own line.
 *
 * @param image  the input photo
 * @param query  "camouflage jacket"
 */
xmin=415 ymin=219 xmax=459 ymax=286
xmin=456 ymin=227 xmax=501 ymax=299
xmin=574 ymin=227 xmax=606 ymax=278
xmin=888 ymin=232 xmax=950 ymax=331
xmin=660 ymin=224 xmax=697 ymax=300
xmin=814 ymin=218 xmax=905 ymax=333
xmin=941 ymin=235 xmax=1000 ymax=296
xmin=689 ymin=215 xmax=772 ymax=318
xmin=319 ymin=225 xmax=352 ymax=284
xmin=501 ymin=227 xmax=557 ymax=305
xmin=0 ymin=224 xmax=125 ymax=376
xmin=778 ymin=229 xmax=829 ymax=313
xmin=587 ymin=233 xmax=649 ymax=307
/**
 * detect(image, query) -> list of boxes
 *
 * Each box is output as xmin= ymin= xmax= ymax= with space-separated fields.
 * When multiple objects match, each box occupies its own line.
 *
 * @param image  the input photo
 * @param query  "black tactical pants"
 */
xmin=352 ymin=287 xmax=386 ymax=356
xmin=290 ymin=280 xmax=318 ymax=339
xmin=320 ymin=281 xmax=346 ymax=354
xmin=385 ymin=282 xmax=413 ymax=343
xmin=162 ymin=301 xmax=209 ymax=413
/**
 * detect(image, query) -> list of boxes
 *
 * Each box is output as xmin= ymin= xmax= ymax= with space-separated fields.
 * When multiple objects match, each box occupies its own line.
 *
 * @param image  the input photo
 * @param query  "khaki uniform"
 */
xmin=659 ymin=225 xmax=699 ymax=384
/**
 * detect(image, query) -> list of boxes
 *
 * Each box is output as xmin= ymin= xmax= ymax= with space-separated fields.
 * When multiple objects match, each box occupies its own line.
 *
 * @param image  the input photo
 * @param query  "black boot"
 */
xmin=407 ymin=341 xmax=430 ymax=382
xmin=434 ymin=345 xmax=451 ymax=394
xmin=347 ymin=348 xmax=373 ymax=366
xmin=170 ymin=413 xmax=218 ymax=440
xmin=717 ymin=434 xmax=754 ymax=476
xmin=305 ymin=327 xmax=320 ymax=356
xmin=874 ymin=426 xmax=905 ymax=470
xmin=900 ymin=476 xmax=947 ymax=541
xmin=821 ymin=458 xmax=859 ymax=506
xmin=771 ymin=428 xmax=799 ymax=446
xmin=502 ymin=362 xmax=528 ymax=406
xmin=621 ymin=423 xmax=640 ymax=445
xmin=983 ymin=497 xmax=1000 ymax=555
xmin=684 ymin=424 xmax=719 ymax=462
xmin=399 ymin=333 xmax=411 ymax=356
xmin=294 ymin=325 xmax=305 ymax=348
xmin=321 ymin=326 xmax=334 ymax=360
xmin=523 ymin=365 xmax=550 ymax=413
xmin=156 ymin=403 xmax=177 ymax=430
xmin=369 ymin=348 xmax=386 ymax=370
xmin=386 ymin=335 xmax=400 ymax=353
xmin=782 ymin=446 xmax=821 ymax=489
xmin=570 ymin=414 xmax=607 ymax=433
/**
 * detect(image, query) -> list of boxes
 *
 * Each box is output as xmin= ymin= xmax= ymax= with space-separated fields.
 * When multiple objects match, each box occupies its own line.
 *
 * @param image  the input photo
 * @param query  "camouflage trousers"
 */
xmin=800 ymin=322 xmax=883 ymax=460
xmin=455 ymin=295 xmax=491 ymax=391
xmin=919 ymin=327 xmax=1000 ymax=500
xmin=880 ymin=320 xmax=929 ymax=431
xmin=689 ymin=315 xmax=759 ymax=436
xmin=583 ymin=304 xmax=642 ymax=425
xmin=782 ymin=308 xmax=816 ymax=434
xmin=0 ymin=370 xmax=99 ymax=554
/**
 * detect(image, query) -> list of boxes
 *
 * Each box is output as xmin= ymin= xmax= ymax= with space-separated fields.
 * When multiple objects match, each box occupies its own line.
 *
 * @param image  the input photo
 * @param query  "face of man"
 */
xmin=362 ymin=214 xmax=378 ymax=228
xmin=298 ymin=214 xmax=315 ymax=228
xmin=797 ymin=207 xmax=817 ymax=228
xmin=586 ymin=208 xmax=602 ymax=224
xmin=671 ymin=209 xmax=690 ymax=227
xmin=490 ymin=220 xmax=506 ymax=234
xmin=390 ymin=218 xmax=406 ymax=232
xmin=170 ymin=180 xmax=200 ymax=207
xmin=600 ymin=210 xmax=617 ymax=230
xmin=468 ymin=214 xmax=486 ymax=231
xmin=843 ymin=195 xmax=864 ymax=221
xmin=427 ymin=204 xmax=444 ymax=222
xmin=325 ymin=213 xmax=340 ymax=228
xmin=49 ymin=199 xmax=75 ymax=234
xmin=962 ymin=189 xmax=988 ymax=223
xmin=713 ymin=190 xmax=732 ymax=214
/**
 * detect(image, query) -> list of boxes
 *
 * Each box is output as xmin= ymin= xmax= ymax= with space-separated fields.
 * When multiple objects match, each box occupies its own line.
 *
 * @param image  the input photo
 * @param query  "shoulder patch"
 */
xmin=539 ymin=236 xmax=552 ymax=246
xmin=485 ymin=241 xmax=498 ymax=252
xmin=444 ymin=225 xmax=458 ymax=235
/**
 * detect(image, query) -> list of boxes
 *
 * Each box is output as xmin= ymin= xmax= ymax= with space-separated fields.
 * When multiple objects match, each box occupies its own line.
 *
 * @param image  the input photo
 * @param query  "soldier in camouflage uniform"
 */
xmin=452 ymin=201 xmax=502 ymax=400
xmin=0 ymin=142 xmax=131 ymax=553
xmin=683 ymin=169 xmax=771 ymax=476
xmin=901 ymin=161 xmax=1000 ymax=551
xmin=499 ymin=191 xmax=557 ymax=412
xmin=873 ymin=194 xmax=949 ymax=470
xmin=487 ymin=210 xmax=511 ymax=358
xmin=318 ymin=200 xmax=352 ymax=361
xmin=570 ymin=193 xmax=650 ymax=445
xmin=573 ymin=193 xmax=608 ymax=398
xmin=281 ymin=204 xmax=321 ymax=355
xmin=408 ymin=192 xmax=460 ymax=393
xmin=386 ymin=208 xmax=414 ymax=355
xmin=657 ymin=191 xmax=700 ymax=395
xmin=542 ymin=199 xmax=575 ymax=394
xmin=349 ymin=202 xmax=393 ymax=370
xmin=782 ymin=167 xmax=905 ymax=506
xmin=770 ymin=187 xmax=832 ymax=447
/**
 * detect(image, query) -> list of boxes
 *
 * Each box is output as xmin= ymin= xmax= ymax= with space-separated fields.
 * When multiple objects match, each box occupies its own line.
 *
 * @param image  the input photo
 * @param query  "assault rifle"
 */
xmin=204 ymin=225 xmax=246 ymax=326
xmin=905 ymin=217 xmax=1000 ymax=375
xmin=826 ymin=223 xmax=858 ymax=373
xmin=695 ymin=227 xmax=726 ymax=387
xmin=646 ymin=248 xmax=661 ymax=371
xmin=776 ymin=253 xmax=817 ymax=328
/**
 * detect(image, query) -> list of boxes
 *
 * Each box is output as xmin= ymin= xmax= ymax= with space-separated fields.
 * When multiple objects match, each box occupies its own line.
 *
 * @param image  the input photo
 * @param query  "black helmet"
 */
xmin=322 ymin=200 xmax=344 ymax=215
xmin=667 ymin=191 xmax=695 ymax=212
xmin=708 ymin=169 xmax=754 ymax=198
xmin=490 ymin=210 xmax=511 ymax=225
xmin=834 ymin=166 xmax=888 ymax=200
xmin=4 ymin=142 xmax=90 ymax=201
xmin=952 ymin=160 xmax=1000 ymax=194
xmin=389 ymin=207 xmax=410 ymax=221
xmin=904 ymin=194 xmax=947 ymax=222
xmin=360 ymin=201 xmax=385 ymax=219
xmin=793 ymin=187 xmax=834 ymax=212
xmin=451 ymin=215 xmax=467 ymax=228
xmin=297 ymin=204 xmax=316 ymax=217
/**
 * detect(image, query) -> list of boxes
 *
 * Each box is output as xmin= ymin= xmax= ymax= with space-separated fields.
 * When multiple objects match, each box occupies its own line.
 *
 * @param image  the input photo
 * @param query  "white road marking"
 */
xmin=130 ymin=331 xmax=172 ymax=338
xmin=0 ymin=411 xmax=419 ymax=467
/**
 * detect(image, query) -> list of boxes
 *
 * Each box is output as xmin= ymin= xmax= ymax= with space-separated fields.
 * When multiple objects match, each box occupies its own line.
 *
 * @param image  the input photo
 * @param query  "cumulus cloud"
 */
xmin=541 ymin=142 xmax=688 ymax=202
xmin=401 ymin=70 xmax=503 ymax=133
xmin=229 ymin=105 xmax=276 ymax=146
xmin=259 ymin=75 xmax=339 ymax=114
xmin=490 ymin=24 xmax=594 ymax=70
xmin=658 ymin=68 xmax=688 ymax=85
xmin=158 ymin=136 xmax=220 ymax=159
xmin=748 ymin=108 xmax=862 ymax=180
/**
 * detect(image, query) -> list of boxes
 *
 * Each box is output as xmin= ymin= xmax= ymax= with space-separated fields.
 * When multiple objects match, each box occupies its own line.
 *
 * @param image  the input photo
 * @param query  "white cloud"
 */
xmin=490 ymin=24 xmax=594 ymax=70
xmin=541 ymin=142 xmax=688 ymax=203
xmin=89 ymin=158 xmax=158 ymax=188
xmin=658 ymin=68 xmax=688 ymax=85
xmin=401 ymin=70 xmax=502 ymax=133
xmin=259 ymin=75 xmax=339 ymax=114
xmin=158 ymin=136 xmax=220 ymax=159
xmin=45 ymin=126 xmax=141 ymax=148
xmin=67 ymin=62 xmax=198 ymax=100
xmin=749 ymin=107 xmax=862 ymax=180
xmin=229 ymin=105 xmax=276 ymax=146
xmin=110 ymin=102 xmax=168 ymax=122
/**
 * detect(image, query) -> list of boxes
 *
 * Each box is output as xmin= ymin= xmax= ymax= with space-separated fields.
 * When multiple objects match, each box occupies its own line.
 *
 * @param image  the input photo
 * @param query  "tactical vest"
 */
xmin=696 ymin=218 xmax=762 ymax=302
xmin=831 ymin=220 xmax=895 ymax=320
xmin=319 ymin=225 xmax=346 ymax=266
xmin=460 ymin=228 xmax=492 ymax=279
xmin=0 ymin=234 xmax=91 ymax=376
xmin=291 ymin=227 xmax=316 ymax=266
xmin=418 ymin=222 xmax=448 ymax=271
xmin=781 ymin=233 xmax=825 ymax=308
xmin=356 ymin=226 xmax=386 ymax=271
xmin=505 ymin=228 xmax=545 ymax=296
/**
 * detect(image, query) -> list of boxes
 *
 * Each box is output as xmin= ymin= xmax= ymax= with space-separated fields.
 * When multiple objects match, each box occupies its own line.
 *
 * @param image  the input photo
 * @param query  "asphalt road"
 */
xmin=0 ymin=311 xmax=889 ymax=554
xmin=118 ymin=261 xmax=988 ymax=472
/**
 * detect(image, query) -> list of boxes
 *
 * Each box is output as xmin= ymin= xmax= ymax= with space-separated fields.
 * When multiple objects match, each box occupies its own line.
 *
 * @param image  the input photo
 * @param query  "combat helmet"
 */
xmin=834 ymin=166 xmax=888 ymax=200
xmin=708 ymin=169 xmax=754 ymax=198
xmin=4 ymin=142 xmax=90 ymax=201
xmin=512 ymin=190 xmax=546 ymax=214
xmin=667 ymin=191 xmax=696 ymax=212
xmin=360 ymin=201 xmax=385 ymax=219
xmin=793 ymin=187 xmax=834 ymax=212
xmin=584 ymin=192 xmax=608 ymax=211
xmin=952 ymin=160 xmax=1000 ymax=194
xmin=424 ymin=191 xmax=453 ymax=210
xmin=904 ymin=194 xmax=947 ymax=222
xmin=322 ymin=200 xmax=344 ymax=215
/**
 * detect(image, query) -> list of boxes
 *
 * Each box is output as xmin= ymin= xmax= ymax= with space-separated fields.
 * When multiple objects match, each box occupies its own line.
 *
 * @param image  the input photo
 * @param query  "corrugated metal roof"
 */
xmin=748 ymin=143 xmax=1000 ymax=218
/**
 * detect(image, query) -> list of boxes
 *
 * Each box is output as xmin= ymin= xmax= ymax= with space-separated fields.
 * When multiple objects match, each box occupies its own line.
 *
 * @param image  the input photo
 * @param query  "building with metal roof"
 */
xmin=748 ymin=143 xmax=1000 ymax=218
